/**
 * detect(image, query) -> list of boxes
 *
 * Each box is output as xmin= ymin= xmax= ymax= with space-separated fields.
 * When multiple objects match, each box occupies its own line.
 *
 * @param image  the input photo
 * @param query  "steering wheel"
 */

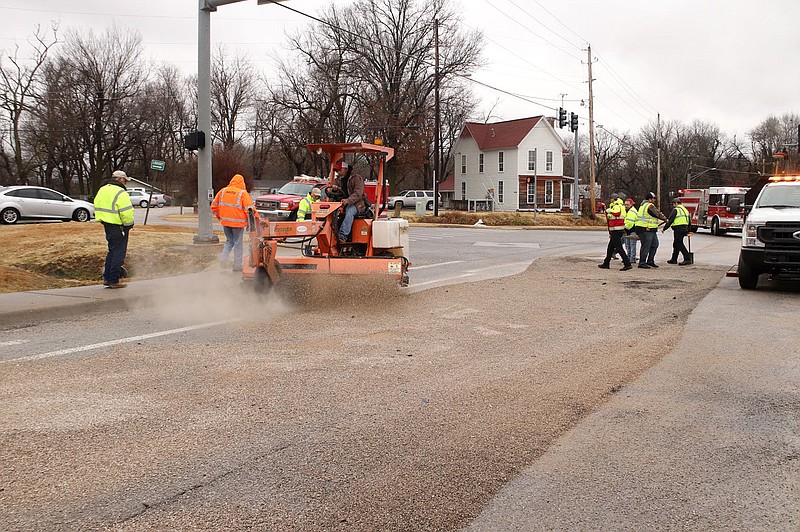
xmin=323 ymin=184 xmax=345 ymax=201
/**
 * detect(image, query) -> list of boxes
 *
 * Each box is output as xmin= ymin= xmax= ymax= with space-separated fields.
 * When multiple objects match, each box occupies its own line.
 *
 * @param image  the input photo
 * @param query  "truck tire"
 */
xmin=737 ymin=254 xmax=760 ymax=289
xmin=711 ymin=217 xmax=726 ymax=236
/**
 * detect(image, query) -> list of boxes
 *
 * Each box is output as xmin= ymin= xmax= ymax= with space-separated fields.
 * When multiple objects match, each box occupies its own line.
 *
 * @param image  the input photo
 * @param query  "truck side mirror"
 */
xmin=727 ymin=197 xmax=741 ymax=214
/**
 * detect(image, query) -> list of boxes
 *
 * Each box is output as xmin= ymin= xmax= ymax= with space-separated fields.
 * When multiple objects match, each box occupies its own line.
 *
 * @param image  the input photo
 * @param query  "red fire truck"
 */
xmin=676 ymin=186 xmax=750 ymax=235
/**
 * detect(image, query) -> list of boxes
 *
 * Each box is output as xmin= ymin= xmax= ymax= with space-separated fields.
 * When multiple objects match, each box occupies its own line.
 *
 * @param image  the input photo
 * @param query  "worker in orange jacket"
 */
xmin=211 ymin=173 xmax=254 ymax=272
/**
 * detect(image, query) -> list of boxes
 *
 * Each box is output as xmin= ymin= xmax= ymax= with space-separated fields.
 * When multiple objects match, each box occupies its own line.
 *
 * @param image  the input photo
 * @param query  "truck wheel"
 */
xmin=426 ymin=201 xmax=433 ymax=210
xmin=711 ymin=218 xmax=726 ymax=236
xmin=737 ymin=254 xmax=760 ymax=289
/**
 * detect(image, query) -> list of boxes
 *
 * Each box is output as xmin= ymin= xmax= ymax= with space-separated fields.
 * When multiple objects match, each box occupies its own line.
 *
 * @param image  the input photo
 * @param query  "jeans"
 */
xmin=623 ymin=235 xmax=637 ymax=262
xmin=338 ymin=204 xmax=358 ymax=241
xmin=638 ymin=230 xmax=659 ymax=265
xmin=220 ymin=225 xmax=244 ymax=271
xmin=102 ymin=223 xmax=130 ymax=284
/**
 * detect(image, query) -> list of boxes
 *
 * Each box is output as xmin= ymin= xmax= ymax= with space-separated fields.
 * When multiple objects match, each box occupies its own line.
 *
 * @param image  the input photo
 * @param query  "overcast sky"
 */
xmin=2 ymin=0 xmax=798 ymax=139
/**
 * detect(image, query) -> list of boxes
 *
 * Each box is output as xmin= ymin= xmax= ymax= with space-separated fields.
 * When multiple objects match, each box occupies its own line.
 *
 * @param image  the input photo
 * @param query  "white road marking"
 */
xmin=466 ymin=261 xmax=533 ymax=273
xmin=4 ymin=318 xmax=241 ymax=363
xmin=412 ymin=273 xmax=474 ymax=287
xmin=0 ymin=339 xmax=30 ymax=346
xmin=409 ymin=260 xmax=464 ymax=270
xmin=473 ymin=241 xmax=541 ymax=248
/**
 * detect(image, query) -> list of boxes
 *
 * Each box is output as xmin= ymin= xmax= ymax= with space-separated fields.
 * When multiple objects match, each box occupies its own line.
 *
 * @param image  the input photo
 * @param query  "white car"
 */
xmin=0 ymin=185 xmax=94 ymax=224
xmin=127 ymin=189 xmax=166 ymax=208
xmin=387 ymin=190 xmax=442 ymax=210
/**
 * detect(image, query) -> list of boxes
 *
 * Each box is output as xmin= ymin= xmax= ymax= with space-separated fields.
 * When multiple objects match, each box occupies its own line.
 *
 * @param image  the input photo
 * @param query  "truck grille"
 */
xmin=255 ymin=199 xmax=279 ymax=211
xmin=759 ymin=222 xmax=800 ymax=267
xmin=758 ymin=222 xmax=800 ymax=246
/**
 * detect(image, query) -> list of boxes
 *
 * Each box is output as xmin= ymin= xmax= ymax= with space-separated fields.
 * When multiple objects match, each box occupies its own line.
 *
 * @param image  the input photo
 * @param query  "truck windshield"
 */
xmin=756 ymin=186 xmax=800 ymax=208
xmin=277 ymin=183 xmax=314 ymax=196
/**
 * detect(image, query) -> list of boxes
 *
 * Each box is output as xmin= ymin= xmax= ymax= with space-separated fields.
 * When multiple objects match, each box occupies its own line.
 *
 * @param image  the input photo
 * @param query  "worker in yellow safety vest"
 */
xmin=663 ymin=196 xmax=692 ymax=265
xmin=622 ymin=197 xmax=638 ymax=263
xmin=297 ymin=187 xmax=322 ymax=221
xmin=93 ymin=170 xmax=135 ymax=288
xmin=598 ymin=193 xmax=633 ymax=271
xmin=634 ymin=191 xmax=667 ymax=269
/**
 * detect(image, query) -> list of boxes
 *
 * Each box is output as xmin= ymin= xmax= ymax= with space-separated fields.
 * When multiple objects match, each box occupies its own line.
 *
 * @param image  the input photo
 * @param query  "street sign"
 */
xmin=150 ymin=159 xmax=166 ymax=171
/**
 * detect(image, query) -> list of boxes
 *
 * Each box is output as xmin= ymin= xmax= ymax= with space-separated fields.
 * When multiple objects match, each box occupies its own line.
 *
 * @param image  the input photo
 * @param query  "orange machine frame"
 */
xmin=242 ymin=142 xmax=409 ymax=290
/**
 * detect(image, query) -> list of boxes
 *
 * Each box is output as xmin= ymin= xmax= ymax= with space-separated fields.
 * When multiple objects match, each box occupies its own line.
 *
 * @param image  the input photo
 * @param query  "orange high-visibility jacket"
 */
xmin=211 ymin=174 xmax=253 ymax=228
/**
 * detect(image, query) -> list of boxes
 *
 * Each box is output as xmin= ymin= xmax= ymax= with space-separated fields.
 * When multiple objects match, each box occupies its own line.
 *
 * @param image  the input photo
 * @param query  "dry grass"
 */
xmin=0 ymin=222 xmax=220 ymax=294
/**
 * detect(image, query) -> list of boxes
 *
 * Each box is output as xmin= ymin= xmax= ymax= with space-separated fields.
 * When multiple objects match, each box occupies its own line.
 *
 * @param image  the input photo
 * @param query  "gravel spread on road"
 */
xmin=0 ymin=256 xmax=725 ymax=531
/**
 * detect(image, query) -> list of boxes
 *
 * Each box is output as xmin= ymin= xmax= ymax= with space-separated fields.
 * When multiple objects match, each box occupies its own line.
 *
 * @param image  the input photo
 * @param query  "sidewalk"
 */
xmin=467 ymin=275 xmax=799 ymax=530
xmin=0 ymin=272 xmax=218 ymax=328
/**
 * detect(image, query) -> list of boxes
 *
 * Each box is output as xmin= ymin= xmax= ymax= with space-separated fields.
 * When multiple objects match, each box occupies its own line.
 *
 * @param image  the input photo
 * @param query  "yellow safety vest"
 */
xmin=624 ymin=206 xmax=639 ymax=230
xmin=93 ymin=183 xmax=134 ymax=226
xmin=672 ymin=204 xmax=690 ymax=226
xmin=636 ymin=201 xmax=660 ymax=229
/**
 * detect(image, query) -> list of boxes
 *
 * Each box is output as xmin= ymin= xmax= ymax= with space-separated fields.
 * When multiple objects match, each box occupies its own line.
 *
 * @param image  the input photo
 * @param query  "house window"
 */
xmin=498 ymin=180 xmax=504 ymax=203
xmin=498 ymin=151 xmax=504 ymax=172
xmin=527 ymin=181 xmax=535 ymax=204
xmin=546 ymin=150 xmax=553 ymax=172
xmin=527 ymin=149 xmax=536 ymax=172
xmin=479 ymin=153 xmax=484 ymax=173
xmin=461 ymin=154 xmax=467 ymax=174
xmin=545 ymin=180 xmax=554 ymax=204
xmin=461 ymin=181 xmax=466 ymax=200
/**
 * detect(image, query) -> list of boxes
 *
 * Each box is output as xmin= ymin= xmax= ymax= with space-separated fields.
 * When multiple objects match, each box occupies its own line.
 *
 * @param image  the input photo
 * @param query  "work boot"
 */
xmin=679 ymin=260 xmax=692 ymax=266
xmin=667 ymin=259 xmax=678 ymax=264
xmin=106 ymin=282 xmax=127 ymax=289
xmin=647 ymin=262 xmax=659 ymax=268
xmin=598 ymin=263 xmax=610 ymax=269
xmin=620 ymin=264 xmax=633 ymax=271
xmin=638 ymin=264 xmax=651 ymax=269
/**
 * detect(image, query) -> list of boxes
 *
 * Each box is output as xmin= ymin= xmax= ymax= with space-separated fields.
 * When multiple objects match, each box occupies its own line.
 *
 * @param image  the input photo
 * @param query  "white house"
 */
xmin=451 ymin=116 xmax=570 ymax=212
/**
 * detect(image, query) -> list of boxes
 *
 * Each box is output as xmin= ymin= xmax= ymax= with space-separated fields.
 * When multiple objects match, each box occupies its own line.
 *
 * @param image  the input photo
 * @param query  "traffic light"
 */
xmin=570 ymin=112 xmax=578 ymax=132
xmin=558 ymin=107 xmax=567 ymax=129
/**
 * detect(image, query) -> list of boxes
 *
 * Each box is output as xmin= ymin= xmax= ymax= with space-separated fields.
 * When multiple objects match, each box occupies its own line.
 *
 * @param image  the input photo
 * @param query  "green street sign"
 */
xmin=150 ymin=159 xmax=166 ymax=171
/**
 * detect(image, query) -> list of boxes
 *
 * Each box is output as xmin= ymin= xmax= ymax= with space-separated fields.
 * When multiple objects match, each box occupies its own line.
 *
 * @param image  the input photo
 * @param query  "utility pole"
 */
xmin=433 ymin=18 xmax=440 ymax=217
xmin=587 ymin=45 xmax=597 ymax=218
xmin=572 ymin=124 xmax=579 ymax=220
xmin=657 ymin=113 xmax=662 ymax=210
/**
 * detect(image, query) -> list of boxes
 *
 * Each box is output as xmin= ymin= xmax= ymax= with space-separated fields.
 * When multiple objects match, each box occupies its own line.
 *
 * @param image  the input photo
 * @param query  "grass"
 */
xmin=0 ymin=222 xmax=220 ymax=294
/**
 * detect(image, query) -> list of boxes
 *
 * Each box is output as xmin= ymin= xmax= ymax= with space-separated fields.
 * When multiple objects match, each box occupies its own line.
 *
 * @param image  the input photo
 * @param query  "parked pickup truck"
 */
xmin=737 ymin=175 xmax=800 ymax=289
xmin=253 ymin=175 xmax=327 ymax=221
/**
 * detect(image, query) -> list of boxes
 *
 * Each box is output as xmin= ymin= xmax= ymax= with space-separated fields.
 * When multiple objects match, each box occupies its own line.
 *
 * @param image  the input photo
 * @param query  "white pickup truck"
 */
xmin=737 ymin=176 xmax=800 ymax=289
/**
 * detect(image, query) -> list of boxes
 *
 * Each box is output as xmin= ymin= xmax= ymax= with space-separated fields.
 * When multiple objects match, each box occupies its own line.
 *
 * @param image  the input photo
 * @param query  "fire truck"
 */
xmin=676 ymin=186 xmax=750 ymax=235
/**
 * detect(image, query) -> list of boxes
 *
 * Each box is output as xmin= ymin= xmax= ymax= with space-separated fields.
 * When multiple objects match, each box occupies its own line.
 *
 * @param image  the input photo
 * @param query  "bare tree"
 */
xmin=211 ymin=47 xmax=257 ymax=150
xmin=0 ymin=24 xmax=58 ymax=185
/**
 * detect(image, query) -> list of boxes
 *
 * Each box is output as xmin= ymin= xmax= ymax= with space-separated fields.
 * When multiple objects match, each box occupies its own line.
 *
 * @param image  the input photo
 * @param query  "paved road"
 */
xmin=1 ymin=225 xmax=797 ymax=531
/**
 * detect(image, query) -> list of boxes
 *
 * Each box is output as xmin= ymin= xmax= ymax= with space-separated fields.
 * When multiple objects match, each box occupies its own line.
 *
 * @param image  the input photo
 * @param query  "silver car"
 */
xmin=387 ymin=190 xmax=442 ymax=210
xmin=0 ymin=186 xmax=94 ymax=224
xmin=128 ymin=190 xmax=166 ymax=208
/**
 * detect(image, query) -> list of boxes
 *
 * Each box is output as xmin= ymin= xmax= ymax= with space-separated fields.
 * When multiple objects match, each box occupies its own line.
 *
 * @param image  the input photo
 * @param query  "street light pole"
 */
xmin=687 ymin=166 xmax=717 ymax=187
xmin=433 ymin=18 xmax=440 ymax=218
xmin=195 ymin=0 xmax=288 ymax=244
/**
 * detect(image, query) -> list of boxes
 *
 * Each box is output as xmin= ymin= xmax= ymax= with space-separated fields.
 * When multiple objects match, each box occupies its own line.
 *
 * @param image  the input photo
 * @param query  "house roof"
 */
xmin=439 ymin=172 xmax=455 ymax=192
xmin=461 ymin=116 xmax=544 ymax=151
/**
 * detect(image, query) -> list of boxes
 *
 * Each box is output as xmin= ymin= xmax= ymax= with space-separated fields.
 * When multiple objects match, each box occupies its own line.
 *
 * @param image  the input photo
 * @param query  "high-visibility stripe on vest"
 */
xmin=297 ymin=193 xmax=318 ymax=221
xmin=93 ymin=183 xmax=134 ymax=226
xmin=636 ymin=201 xmax=660 ymax=229
xmin=606 ymin=198 xmax=626 ymax=230
xmin=211 ymin=174 xmax=252 ymax=228
xmin=672 ymin=204 xmax=690 ymax=226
